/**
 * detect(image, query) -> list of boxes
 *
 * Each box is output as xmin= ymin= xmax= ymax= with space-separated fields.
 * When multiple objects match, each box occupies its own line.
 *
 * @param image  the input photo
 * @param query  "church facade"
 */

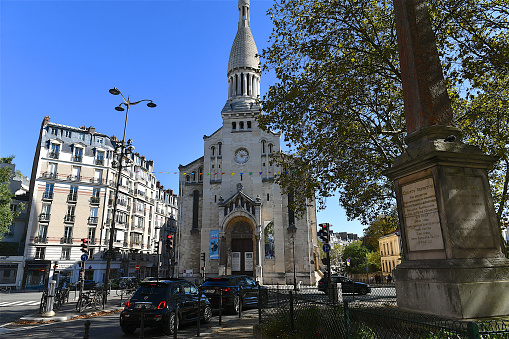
xmin=177 ymin=0 xmax=320 ymax=285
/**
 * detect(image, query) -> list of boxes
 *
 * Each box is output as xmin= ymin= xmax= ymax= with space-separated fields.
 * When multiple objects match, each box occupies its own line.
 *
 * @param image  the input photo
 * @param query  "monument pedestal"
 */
xmin=385 ymin=126 xmax=509 ymax=318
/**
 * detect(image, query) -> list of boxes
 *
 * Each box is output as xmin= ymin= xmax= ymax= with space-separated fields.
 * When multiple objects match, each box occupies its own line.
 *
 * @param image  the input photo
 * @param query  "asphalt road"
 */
xmin=0 ymin=291 xmax=44 ymax=324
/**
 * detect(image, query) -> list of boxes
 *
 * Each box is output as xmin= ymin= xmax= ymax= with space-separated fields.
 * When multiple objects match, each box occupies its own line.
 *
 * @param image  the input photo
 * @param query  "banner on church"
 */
xmin=210 ymin=230 xmax=219 ymax=259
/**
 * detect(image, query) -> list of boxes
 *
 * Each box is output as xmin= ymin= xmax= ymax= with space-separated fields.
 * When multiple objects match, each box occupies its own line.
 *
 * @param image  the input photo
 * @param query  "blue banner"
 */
xmin=210 ymin=230 xmax=219 ymax=259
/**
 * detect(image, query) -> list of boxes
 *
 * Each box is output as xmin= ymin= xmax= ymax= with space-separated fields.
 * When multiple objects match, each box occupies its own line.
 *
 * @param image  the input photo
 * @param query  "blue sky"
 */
xmin=0 ymin=0 xmax=364 ymax=235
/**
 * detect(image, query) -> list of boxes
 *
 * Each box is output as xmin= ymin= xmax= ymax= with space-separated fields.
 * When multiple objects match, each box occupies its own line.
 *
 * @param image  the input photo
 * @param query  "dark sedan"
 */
xmin=120 ymin=278 xmax=211 ymax=335
xmin=199 ymin=275 xmax=267 ymax=314
xmin=318 ymin=276 xmax=371 ymax=295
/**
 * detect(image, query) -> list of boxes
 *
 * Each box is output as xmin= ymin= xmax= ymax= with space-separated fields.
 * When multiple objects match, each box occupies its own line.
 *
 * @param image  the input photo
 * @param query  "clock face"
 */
xmin=234 ymin=148 xmax=249 ymax=164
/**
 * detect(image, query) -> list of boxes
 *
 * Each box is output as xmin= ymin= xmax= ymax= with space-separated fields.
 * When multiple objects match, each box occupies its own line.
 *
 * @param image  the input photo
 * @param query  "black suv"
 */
xmin=120 ymin=279 xmax=212 ymax=335
xmin=199 ymin=275 xmax=267 ymax=314
xmin=318 ymin=276 xmax=371 ymax=295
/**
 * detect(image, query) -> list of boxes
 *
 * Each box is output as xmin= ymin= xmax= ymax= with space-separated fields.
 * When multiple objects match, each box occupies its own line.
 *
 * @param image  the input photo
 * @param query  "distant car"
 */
xmin=318 ymin=276 xmax=371 ymax=295
xmin=119 ymin=278 xmax=211 ymax=335
xmin=199 ymin=275 xmax=267 ymax=314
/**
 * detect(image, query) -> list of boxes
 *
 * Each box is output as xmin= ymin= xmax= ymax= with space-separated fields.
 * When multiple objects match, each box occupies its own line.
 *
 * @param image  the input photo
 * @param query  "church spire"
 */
xmin=227 ymin=0 xmax=260 ymax=101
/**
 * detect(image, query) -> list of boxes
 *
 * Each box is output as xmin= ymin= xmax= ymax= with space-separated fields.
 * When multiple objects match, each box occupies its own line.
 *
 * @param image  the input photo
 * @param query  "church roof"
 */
xmin=227 ymin=0 xmax=259 ymax=74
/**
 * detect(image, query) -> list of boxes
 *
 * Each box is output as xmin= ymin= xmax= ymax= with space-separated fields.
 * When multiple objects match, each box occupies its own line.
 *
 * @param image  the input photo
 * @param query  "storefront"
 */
xmin=23 ymin=260 xmax=50 ymax=289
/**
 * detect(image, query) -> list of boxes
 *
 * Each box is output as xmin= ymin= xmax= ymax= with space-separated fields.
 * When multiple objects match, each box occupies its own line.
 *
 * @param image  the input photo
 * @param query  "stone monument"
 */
xmin=384 ymin=0 xmax=509 ymax=318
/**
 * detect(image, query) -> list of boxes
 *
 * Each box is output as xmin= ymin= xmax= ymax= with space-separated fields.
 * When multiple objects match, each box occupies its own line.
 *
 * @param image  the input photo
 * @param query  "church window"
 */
xmin=263 ymin=163 xmax=266 ymax=167
xmin=211 ymin=146 xmax=215 ymax=156
xmin=240 ymin=174 xmax=243 ymax=181
xmin=247 ymin=121 xmax=251 ymax=129
xmin=261 ymin=141 xmax=266 ymax=154
xmin=268 ymin=144 xmax=273 ymax=153
xmin=192 ymin=190 xmax=199 ymax=229
xmin=215 ymin=195 xmax=217 ymax=203
xmin=218 ymin=143 xmax=222 ymax=156
xmin=199 ymin=168 xmax=203 ymax=181
xmin=186 ymin=175 xmax=190 ymax=182
xmin=267 ymin=194 xmax=270 ymax=201
xmin=212 ymin=164 xmax=214 ymax=169
xmin=264 ymin=222 xmax=275 ymax=259
xmin=232 ymin=122 xmax=236 ymax=130
xmin=240 ymin=73 xmax=244 ymax=94
xmin=192 ymin=172 xmax=196 ymax=182
xmin=240 ymin=122 xmax=244 ymax=129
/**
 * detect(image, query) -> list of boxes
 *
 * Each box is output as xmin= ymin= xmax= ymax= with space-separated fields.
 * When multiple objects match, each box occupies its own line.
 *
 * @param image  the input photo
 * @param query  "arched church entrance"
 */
xmin=228 ymin=220 xmax=255 ymax=276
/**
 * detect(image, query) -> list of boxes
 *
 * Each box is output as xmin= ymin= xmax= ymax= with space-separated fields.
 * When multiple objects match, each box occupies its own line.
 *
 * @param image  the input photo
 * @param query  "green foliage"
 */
xmin=258 ymin=0 xmax=509 ymax=226
xmin=342 ymin=241 xmax=368 ymax=274
xmin=362 ymin=212 xmax=398 ymax=252
xmin=366 ymin=250 xmax=381 ymax=273
xmin=0 ymin=156 xmax=22 ymax=240
xmin=0 ymin=156 xmax=14 ymax=164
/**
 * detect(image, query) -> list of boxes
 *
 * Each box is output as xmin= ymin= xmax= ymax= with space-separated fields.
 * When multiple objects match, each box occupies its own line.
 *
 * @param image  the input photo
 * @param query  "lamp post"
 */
xmin=103 ymin=87 xmax=156 ymax=305
xmin=287 ymin=223 xmax=297 ymax=291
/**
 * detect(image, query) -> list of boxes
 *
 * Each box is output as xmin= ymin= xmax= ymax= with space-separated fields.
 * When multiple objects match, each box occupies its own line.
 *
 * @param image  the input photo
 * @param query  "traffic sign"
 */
xmin=323 ymin=243 xmax=331 ymax=253
xmin=135 ymin=264 xmax=140 ymax=270
xmin=81 ymin=254 xmax=89 ymax=261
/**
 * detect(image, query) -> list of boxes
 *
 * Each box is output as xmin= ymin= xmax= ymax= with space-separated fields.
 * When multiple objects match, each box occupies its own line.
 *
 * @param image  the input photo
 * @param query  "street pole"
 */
xmin=103 ymin=87 xmax=156 ymax=306
xmin=292 ymin=236 xmax=296 ymax=291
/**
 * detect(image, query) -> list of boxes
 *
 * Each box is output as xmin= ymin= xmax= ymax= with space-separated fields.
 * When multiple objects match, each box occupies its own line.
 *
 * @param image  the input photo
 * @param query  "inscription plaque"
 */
xmin=402 ymin=177 xmax=444 ymax=251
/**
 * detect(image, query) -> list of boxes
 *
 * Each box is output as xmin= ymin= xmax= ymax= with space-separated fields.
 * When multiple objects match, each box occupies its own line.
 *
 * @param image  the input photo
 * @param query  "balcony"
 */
xmin=89 ymin=238 xmax=97 ymax=245
xmin=67 ymin=175 xmax=81 ymax=182
xmin=95 ymin=159 xmax=104 ymax=165
xmin=132 ymin=224 xmax=144 ymax=232
xmin=42 ymin=192 xmax=53 ymax=200
xmin=90 ymin=178 xmax=104 ymax=184
xmin=34 ymin=236 xmax=48 ymax=244
xmin=64 ymin=214 xmax=75 ymax=223
xmin=90 ymin=196 xmax=100 ymax=205
xmin=72 ymin=155 xmax=82 ymax=163
xmin=60 ymin=237 xmax=73 ymax=244
xmin=88 ymin=216 xmax=98 ymax=224
xmin=41 ymin=171 xmax=58 ymax=179
xmin=39 ymin=213 xmax=51 ymax=222
xmin=67 ymin=193 xmax=78 ymax=203
xmin=48 ymin=152 xmax=60 ymax=159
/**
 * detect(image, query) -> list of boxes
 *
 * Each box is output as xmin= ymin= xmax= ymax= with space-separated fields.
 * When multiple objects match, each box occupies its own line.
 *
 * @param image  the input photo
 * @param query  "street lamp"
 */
xmin=103 ymin=87 xmax=156 ymax=305
xmin=287 ymin=223 xmax=297 ymax=291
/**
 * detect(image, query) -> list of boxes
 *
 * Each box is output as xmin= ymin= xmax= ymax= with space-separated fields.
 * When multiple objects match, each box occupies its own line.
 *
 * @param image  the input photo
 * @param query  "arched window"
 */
xmin=232 ymin=122 xmax=236 ymax=130
xmin=218 ymin=143 xmax=222 ymax=156
xmin=264 ymin=222 xmax=275 ymax=259
xmin=198 ymin=167 xmax=203 ymax=181
xmin=268 ymin=144 xmax=273 ymax=154
xmin=261 ymin=140 xmax=266 ymax=154
xmin=239 ymin=121 xmax=244 ymax=129
xmin=211 ymin=146 xmax=215 ymax=156
xmin=247 ymin=121 xmax=251 ymax=129
xmin=192 ymin=172 xmax=196 ymax=182
xmin=192 ymin=190 xmax=199 ymax=229
xmin=186 ymin=175 xmax=190 ymax=182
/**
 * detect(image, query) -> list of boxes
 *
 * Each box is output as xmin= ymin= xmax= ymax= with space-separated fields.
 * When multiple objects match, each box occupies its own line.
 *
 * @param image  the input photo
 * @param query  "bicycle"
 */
xmin=39 ymin=290 xmax=48 ymax=314
xmin=76 ymin=291 xmax=103 ymax=313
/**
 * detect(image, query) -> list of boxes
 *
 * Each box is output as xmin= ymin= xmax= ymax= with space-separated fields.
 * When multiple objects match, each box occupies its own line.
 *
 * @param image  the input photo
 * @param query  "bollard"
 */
xmin=42 ymin=280 xmax=56 ymax=317
xmin=219 ymin=289 xmax=223 ymax=326
xmin=139 ymin=305 xmax=146 ymax=339
xmin=83 ymin=320 xmax=91 ymax=339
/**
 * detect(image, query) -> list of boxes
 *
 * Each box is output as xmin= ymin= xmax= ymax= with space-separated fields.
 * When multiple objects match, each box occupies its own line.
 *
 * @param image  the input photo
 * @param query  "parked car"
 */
xmin=318 ymin=276 xmax=371 ymax=295
xmin=199 ymin=275 xmax=267 ymax=314
xmin=71 ymin=280 xmax=97 ymax=290
xmin=119 ymin=278 xmax=212 ymax=335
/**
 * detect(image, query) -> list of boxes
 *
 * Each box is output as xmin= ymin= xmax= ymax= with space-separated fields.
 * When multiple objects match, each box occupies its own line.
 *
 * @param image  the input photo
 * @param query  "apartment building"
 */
xmin=378 ymin=232 xmax=401 ymax=279
xmin=23 ymin=116 xmax=177 ymax=289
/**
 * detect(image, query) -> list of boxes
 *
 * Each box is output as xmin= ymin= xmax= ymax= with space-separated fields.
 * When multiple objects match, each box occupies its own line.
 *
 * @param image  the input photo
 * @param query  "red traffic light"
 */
xmin=81 ymin=238 xmax=88 ymax=243
xmin=167 ymin=234 xmax=173 ymax=240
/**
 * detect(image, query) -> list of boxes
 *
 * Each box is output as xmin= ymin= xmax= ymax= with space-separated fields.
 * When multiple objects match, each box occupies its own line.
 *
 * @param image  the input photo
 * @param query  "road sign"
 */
xmin=81 ymin=254 xmax=89 ymax=261
xmin=135 ymin=264 xmax=140 ymax=270
xmin=322 ymin=243 xmax=331 ymax=253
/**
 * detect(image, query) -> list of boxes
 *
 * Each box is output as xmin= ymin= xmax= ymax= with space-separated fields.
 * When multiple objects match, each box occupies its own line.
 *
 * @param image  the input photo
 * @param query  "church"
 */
xmin=177 ymin=0 xmax=320 ymax=286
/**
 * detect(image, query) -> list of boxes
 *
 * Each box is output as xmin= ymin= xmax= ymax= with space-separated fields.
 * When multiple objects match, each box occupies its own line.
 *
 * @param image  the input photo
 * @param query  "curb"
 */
xmin=19 ymin=307 xmax=123 ymax=322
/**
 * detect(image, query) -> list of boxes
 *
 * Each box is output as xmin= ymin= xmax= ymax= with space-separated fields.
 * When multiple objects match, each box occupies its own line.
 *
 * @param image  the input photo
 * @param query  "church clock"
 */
xmin=234 ymin=148 xmax=249 ymax=164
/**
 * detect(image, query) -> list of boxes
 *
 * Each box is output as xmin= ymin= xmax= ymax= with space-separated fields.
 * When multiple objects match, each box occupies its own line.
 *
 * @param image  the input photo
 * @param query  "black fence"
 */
xmin=258 ymin=286 xmax=509 ymax=339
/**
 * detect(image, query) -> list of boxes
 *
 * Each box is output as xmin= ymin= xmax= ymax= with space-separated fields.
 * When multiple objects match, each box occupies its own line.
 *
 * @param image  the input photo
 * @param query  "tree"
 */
xmin=258 ymin=0 xmax=509 ymax=226
xmin=342 ymin=241 xmax=367 ymax=274
xmin=366 ymin=250 xmax=382 ymax=273
xmin=361 ymin=212 xmax=398 ymax=252
xmin=0 ymin=156 xmax=22 ymax=240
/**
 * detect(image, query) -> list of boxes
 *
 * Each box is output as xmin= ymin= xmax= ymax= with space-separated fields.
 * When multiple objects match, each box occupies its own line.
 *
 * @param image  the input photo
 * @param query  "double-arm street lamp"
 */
xmin=103 ymin=87 xmax=156 ymax=304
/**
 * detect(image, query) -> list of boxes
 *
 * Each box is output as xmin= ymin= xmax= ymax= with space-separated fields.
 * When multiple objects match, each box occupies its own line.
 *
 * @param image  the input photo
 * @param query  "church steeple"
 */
xmin=227 ymin=0 xmax=260 ymax=101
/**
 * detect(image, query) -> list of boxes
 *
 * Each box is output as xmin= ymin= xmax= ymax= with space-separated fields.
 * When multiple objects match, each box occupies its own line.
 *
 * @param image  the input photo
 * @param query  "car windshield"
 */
xmin=134 ymin=283 xmax=168 ymax=296
xmin=201 ymin=279 xmax=229 ymax=287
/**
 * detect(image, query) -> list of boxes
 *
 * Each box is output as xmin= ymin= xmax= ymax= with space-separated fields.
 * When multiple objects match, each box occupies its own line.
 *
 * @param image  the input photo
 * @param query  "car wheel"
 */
xmin=231 ymin=295 xmax=241 ymax=314
xmin=361 ymin=287 xmax=368 ymax=295
xmin=121 ymin=325 xmax=136 ymax=334
xmin=203 ymin=305 xmax=212 ymax=323
xmin=163 ymin=312 xmax=179 ymax=335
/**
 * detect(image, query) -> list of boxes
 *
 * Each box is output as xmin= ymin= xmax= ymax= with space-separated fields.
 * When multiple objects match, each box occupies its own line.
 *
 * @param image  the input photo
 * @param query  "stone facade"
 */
xmin=177 ymin=0 xmax=319 ymax=286
xmin=378 ymin=232 xmax=401 ymax=279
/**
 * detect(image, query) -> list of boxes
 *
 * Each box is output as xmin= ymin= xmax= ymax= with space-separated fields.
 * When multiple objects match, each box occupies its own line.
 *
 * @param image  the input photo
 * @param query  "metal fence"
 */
xmin=258 ymin=285 xmax=509 ymax=339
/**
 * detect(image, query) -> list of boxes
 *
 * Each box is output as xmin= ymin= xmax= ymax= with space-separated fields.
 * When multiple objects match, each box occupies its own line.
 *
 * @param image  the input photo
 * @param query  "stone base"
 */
xmin=394 ymin=258 xmax=509 ymax=318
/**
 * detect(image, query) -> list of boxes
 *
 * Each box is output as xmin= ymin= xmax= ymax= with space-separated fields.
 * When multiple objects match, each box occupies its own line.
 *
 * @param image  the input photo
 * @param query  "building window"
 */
xmin=262 ymin=141 xmax=266 ymax=154
xmin=4 ymin=223 xmax=14 ymax=237
xmin=64 ymin=130 xmax=72 ymax=138
xmin=78 ymin=133 xmax=85 ymax=141
xmin=35 ymin=247 xmax=46 ymax=260
xmin=38 ymin=224 xmax=48 ymax=241
xmin=73 ymin=147 xmax=83 ymax=162
xmin=96 ymin=137 xmax=103 ymax=144
xmin=247 ymin=121 xmax=251 ymax=129
xmin=88 ymin=227 xmax=96 ymax=243
xmin=268 ymin=144 xmax=273 ymax=153
xmin=218 ymin=143 xmax=222 ymax=156
xmin=192 ymin=190 xmax=199 ymax=229
xmin=232 ymin=122 xmax=236 ymax=130
xmin=264 ymin=222 xmax=275 ymax=259
xmin=68 ymin=186 xmax=78 ymax=202
xmin=43 ymin=183 xmax=54 ymax=200
xmin=186 ymin=175 xmax=190 ymax=182
xmin=239 ymin=121 xmax=244 ymax=129
xmin=63 ymin=226 xmax=73 ymax=242
xmin=96 ymin=151 xmax=105 ymax=165
xmin=211 ymin=146 xmax=215 ymax=156
xmin=61 ymin=247 xmax=71 ymax=260
xmin=49 ymin=143 xmax=60 ymax=159
xmin=51 ymin=128 xmax=58 ymax=136
xmin=267 ymin=194 xmax=270 ymax=201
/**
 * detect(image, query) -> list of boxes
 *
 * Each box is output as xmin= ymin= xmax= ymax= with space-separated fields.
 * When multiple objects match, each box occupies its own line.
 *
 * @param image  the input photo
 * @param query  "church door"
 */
xmin=231 ymin=238 xmax=254 ymax=276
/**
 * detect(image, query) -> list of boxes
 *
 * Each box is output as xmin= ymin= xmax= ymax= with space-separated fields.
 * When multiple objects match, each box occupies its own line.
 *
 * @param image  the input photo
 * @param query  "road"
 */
xmin=0 ymin=290 xmax=44 ymax=325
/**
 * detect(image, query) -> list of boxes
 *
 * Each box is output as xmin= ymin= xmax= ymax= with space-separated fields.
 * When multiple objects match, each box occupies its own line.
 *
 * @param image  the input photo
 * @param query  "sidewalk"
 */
xmin=202 ymin=313 xmax=259 ymax=338
xmin=19 ymin=292 xmax=125 ymax=322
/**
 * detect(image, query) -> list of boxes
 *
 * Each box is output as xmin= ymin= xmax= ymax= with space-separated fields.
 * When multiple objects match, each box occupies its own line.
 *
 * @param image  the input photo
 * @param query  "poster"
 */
xmin=232 ymin=252 xmax=241 ymax=271
xmin=245 ymin=252 xmax=253 ymax=271
xmin=210 ymin=230 xmax=219 ymax=259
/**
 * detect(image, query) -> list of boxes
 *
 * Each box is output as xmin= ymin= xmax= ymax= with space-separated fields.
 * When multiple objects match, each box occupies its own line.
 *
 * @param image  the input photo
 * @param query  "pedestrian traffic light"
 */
xmin=155 ymin=240 xmax=160 ymax=254
xmin=166 ymin=234 xmax=174 ymax=252
xmin=201 ymin=252 xmax=205 ymax=262
xmin=80 ymin=238 xmax=89 ymax=254
xmin=318 ymin=223 xmax=330 ymax=244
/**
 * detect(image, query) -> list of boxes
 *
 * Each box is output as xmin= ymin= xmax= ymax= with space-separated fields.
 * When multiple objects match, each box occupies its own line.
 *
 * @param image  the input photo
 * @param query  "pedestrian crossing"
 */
xmin=0 ymin=300 xmax=40 ymax=307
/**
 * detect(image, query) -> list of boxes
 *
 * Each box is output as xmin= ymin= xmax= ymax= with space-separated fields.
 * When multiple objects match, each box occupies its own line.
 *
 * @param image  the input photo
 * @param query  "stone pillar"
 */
xmin=386 ymin=0 xmax=509 ymax=318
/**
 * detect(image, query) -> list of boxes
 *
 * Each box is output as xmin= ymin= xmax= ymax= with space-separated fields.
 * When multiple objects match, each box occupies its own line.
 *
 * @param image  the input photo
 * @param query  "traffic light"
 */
xmin=201 ymin=252 xmax=205 ymax=262
xmin=318 ymin=223 xmax=330 ymax=244
xmin=166 ymin=234 xmax=174 ymax=252
xmin=80 ymin=238 xmax=89 ymax=254
xmin=154 ymin=240 xmax=160 ymax=255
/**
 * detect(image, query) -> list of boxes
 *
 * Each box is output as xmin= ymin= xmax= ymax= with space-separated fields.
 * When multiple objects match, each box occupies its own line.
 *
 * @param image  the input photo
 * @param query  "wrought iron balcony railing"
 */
xmin=34 ymin=236 xmax=48 ymax=243
xmin=38 ymin=213 xmax=51 ymax=221
xmin=60 ymin=237 xmax=73 ymax=244
xmin=64 ymin=214 xmax=75 ymax=222
xmin=67 ymin=193 xmax=78 ymax=203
